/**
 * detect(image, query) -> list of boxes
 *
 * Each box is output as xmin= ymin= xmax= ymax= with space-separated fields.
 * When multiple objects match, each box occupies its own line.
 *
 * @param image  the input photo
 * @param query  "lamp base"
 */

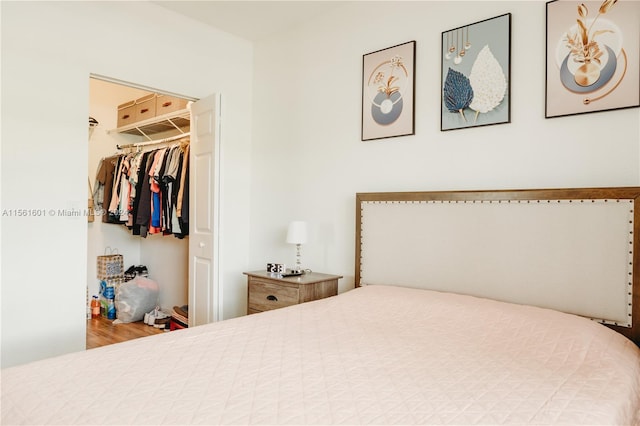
xmin=294 ymin=243 xmax=303 ymax=273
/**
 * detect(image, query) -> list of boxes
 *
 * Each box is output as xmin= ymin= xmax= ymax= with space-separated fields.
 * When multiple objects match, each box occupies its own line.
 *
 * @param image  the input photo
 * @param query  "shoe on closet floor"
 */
xmin=143 ymin=310 xmax=154 ymax=325
xmin=145 ymin=308 xmax=170 ymax=326
xmin=124 ymin=264 xmax=149 ymax=282
xmin=135 ymin=265 xmax=149 ymax=277
xmin=153 ymin=317 xmax=171 ymax=329
xmin=150 ymin=312 xmax=170 ymax=326
xmin=144 ymin=307 xmax=159 ymax=325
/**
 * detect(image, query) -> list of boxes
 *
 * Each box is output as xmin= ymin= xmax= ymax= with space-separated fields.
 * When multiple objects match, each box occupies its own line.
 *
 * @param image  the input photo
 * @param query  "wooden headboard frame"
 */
xmin=355 ymin=187 xmax=640 ymax=346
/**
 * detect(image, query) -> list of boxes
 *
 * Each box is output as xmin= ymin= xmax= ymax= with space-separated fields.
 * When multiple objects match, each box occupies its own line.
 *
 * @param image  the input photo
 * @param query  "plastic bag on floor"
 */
xmin=114 ymin=276 xmax=159 ymax=323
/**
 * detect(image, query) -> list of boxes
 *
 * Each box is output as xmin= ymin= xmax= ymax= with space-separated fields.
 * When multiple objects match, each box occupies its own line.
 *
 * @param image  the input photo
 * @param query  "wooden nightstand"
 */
xmin=244 ymin=271 xmax=342 ymax=314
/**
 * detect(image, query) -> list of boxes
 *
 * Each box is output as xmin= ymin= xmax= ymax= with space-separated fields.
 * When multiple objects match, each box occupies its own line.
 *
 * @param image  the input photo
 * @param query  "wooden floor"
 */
xmin=86 ymin=316 xmax=165 ymax=349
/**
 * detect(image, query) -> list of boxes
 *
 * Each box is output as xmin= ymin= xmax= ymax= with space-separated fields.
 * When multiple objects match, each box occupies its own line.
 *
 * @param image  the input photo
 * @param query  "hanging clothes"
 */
xmin=126 ymin=150 xmax=145 ymax=228
xmin=147 ymin=148 xmax=167 ymax=234
xmin=95 ymin=141 xmax=189 ymax=238
xmin=130 ymin=151 xmax=150 ymax=235
xmin=94 ymin=155 xmax=119 ymax=223
xmin=117 ymin=154 xmax=132 ymax=223
xmin=176 ymin=144 xmax=190 ymax=237
xmin=162 ymin=146 xmax=180 ymax=234
xmin=139 ymin=150 xmax=158 ymax=237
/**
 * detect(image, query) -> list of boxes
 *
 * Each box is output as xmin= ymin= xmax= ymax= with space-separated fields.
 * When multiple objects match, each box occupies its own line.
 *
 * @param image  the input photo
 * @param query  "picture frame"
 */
xmin=362 ymin=41 xmax=416 ymax=141
xmin=545 ymin=0 xmax=640 ymax=119
xmin=440 ymin=13 xmax=511 ymax=131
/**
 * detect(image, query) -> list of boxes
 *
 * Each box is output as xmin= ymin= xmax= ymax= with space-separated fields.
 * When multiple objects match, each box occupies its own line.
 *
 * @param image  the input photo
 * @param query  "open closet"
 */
xmin=88 ymin=77 xmax=221 ymax=344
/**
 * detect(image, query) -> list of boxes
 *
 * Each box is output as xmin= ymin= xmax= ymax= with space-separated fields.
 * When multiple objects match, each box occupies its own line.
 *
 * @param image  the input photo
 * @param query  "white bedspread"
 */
xmin=2 ymin=285 xmax=640 ymax=425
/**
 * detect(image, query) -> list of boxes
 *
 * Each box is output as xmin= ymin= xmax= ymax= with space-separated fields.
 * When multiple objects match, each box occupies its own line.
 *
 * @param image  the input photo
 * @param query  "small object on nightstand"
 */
xmin=266 ymin=263 xmax=286 ymax=273
xmin=280 ymin=269 xmax=303 ymax=277
xmin=244 ymin=270 xmax=342 ymax=315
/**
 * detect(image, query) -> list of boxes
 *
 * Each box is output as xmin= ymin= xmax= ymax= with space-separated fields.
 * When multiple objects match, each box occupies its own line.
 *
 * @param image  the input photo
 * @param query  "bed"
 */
xmin=2 ymin=187 xmax=640 ymax=425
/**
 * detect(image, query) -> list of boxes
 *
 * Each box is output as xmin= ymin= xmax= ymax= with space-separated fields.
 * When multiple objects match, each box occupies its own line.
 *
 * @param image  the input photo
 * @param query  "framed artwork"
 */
xmin=362 ymin=41 xmax=416 ymax=141
xmin=545 ymin=0 xmax=640 ymax=118
xmin=441 ymin=13 xmax=511 ymax=131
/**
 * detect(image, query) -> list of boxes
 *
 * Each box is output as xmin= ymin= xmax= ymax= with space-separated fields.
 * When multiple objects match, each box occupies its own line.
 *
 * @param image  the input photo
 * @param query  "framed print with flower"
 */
xmin=545 ymin=0 xmax=640 ymax=118
xmin=441 ymin=13 xmax=511 ymax=131
xmin=362 ymin=41 xmax=415 ymax=141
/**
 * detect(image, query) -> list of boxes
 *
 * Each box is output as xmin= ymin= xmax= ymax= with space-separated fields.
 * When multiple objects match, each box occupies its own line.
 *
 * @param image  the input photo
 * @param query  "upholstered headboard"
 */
xmin=355 ymin=188 xmax=640 ymax=345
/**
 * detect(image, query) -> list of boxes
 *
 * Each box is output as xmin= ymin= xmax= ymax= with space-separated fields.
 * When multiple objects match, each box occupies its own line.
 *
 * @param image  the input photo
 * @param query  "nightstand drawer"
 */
xmin=248 ymin=280 xmax=299 ymax=312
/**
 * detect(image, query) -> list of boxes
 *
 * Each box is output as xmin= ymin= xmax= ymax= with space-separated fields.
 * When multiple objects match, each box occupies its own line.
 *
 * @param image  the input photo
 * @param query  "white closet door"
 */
xmin=188 ymin=93 xmax=221 ymax=326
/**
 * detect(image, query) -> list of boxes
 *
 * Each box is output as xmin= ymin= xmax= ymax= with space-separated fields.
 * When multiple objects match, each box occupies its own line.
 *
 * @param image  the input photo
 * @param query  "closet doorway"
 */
xmin=88 ymin=76 xmax=221 ymax=346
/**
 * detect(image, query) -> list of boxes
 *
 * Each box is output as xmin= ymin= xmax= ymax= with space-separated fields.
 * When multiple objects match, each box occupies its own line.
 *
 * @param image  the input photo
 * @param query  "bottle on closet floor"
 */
xmin=91 ymin=295 xmax=100 ymax=318
xmin=106 ymin=299 xmax=116 ymax=320
xmin=99 ymin=280 xmax=117 ymax=319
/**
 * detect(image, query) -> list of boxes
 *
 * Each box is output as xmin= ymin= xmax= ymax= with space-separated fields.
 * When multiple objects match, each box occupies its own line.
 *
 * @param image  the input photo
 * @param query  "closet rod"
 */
xmin=117 ymin=132 xmax=190 ymax=150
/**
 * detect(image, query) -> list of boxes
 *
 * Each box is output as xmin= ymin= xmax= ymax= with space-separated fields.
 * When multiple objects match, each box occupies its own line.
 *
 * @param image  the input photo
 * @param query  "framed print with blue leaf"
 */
xmin=362 ymin=41 xmax=416 ymax=141
xmin=545 ymin=0 xmax=640 ymax=118
xmin=441 ymin=14 xmax=511 ymax=131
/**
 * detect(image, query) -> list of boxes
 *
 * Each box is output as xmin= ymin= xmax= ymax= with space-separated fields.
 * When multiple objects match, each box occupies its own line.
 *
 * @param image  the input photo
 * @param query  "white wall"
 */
xmin=249 ymin=1 xmax=640 ymax=290
xmin=1 ymin=1 xmax=252 ymax=367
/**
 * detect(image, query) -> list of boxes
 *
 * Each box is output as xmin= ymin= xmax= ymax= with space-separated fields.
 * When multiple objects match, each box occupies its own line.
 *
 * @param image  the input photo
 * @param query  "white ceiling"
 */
xmin=153 ymin=1 xmax=350 ymax=42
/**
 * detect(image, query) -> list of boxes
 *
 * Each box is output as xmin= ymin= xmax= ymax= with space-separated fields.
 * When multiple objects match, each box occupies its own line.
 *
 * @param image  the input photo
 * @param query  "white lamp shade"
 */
xmin=286 ymin=221 xmax=307 ymax=244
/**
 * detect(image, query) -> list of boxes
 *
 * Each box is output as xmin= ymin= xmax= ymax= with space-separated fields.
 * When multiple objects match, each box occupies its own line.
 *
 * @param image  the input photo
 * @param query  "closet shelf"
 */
xmin=109 ymin=108 xmax=190 ymax=140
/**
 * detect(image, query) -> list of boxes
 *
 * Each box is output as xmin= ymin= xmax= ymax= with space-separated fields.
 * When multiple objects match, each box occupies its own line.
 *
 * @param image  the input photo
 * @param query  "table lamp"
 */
xmin=286 ymin=221 xmax=307 ymax=272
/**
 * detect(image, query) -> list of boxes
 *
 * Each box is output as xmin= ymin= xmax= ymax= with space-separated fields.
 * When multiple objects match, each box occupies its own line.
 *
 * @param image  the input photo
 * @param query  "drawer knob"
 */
xmin=162 ymin=101 xmax=173 ymax=108
xmin=140 ymin=108 xmax=149 ymax=114
xmin=122 ymin=114 xmax=130 ymax=119
xmin=266 ymin=295 xmax=278 ymax=302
